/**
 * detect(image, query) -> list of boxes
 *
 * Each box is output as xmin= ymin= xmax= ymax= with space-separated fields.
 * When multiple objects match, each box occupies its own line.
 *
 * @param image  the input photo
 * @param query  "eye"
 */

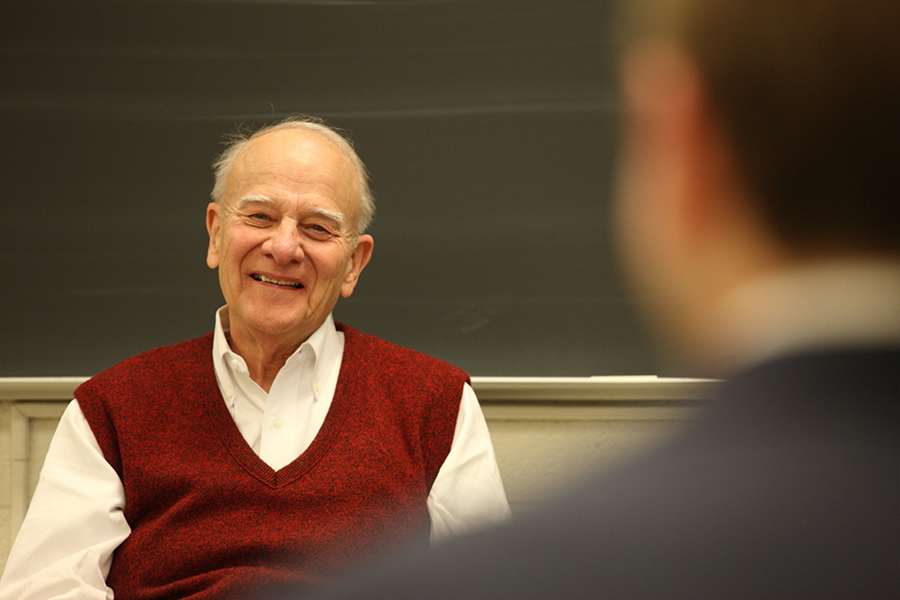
xmin=304 ymin=223 xmax=338 ymax=240
xmin=244 ymin=212 xmax=275 ymax=226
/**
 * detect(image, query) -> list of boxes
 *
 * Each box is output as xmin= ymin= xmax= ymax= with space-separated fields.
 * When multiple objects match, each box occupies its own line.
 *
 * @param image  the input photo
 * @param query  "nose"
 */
xmin=262 ymin=220 xmax=304 ymax=265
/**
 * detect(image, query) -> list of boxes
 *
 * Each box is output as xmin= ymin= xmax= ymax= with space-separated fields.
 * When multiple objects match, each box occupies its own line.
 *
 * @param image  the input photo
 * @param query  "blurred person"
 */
xmin=288 ymin=0 xmax=900 ymax=597
xmin=0 ymin=117 xmax=510 ymax=599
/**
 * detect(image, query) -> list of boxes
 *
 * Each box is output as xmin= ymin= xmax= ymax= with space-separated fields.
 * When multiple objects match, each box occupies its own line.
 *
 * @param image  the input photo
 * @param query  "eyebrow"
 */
xmin=236 ymin=194 xmax=277 ymax=209
xmin=235 ymin=195 xmax=345 ymax=226
xmin=309 ymin=206 xmax=345 ymax=226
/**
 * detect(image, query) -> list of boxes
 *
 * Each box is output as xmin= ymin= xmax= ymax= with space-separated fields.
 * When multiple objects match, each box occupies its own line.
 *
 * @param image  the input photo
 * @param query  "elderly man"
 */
xmin=0 ymin=118 xmax=510 ymax=599
xmin=296 ymin=0 xmax=900 ymax=598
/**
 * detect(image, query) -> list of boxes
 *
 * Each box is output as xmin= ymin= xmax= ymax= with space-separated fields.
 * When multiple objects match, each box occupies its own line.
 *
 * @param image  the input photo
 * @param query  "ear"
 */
xmin=622 ymin=42 xmax=707 ymax=223
xmin=206 ymin=202 xmax=222 ymax=269
xmin=340 ymin=234 xmax=374 ymax=298
xmin=622 ymin=42 xmax=743 ymax=235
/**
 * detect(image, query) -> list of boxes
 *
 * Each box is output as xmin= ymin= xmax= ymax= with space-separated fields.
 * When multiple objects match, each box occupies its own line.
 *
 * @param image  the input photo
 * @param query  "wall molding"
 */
xmin=1 ymin=375 xmax=718 ymax=422
xmin=1 ymin=375 xmax=718 ymax=403
xmin=0 ymin=378 xmax=89 ymax=401
xmin=8 ymin=401 xmax=69 ymax=548
xmin=1 ymin=376 xmax=716 ymax=549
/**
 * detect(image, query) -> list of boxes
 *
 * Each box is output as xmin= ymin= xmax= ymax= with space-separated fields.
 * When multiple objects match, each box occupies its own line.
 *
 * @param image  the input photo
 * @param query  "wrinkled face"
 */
xmin=206 ymin=129 xmax=374 ymax=350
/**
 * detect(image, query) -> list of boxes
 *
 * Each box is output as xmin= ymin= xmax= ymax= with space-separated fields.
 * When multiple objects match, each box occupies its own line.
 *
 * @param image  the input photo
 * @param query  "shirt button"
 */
xmin=230 ymin=360 xmax=241 ymax=370
xmin=226 ymin=388 xmax=234 ymax=398
xmin=273 ymin=417 xmax=284 ymax=428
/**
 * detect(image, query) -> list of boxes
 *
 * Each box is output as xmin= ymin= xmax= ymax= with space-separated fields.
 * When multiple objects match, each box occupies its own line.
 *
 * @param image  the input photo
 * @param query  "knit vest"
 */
xmin=75 ymin=323 xmax=467 ymax=600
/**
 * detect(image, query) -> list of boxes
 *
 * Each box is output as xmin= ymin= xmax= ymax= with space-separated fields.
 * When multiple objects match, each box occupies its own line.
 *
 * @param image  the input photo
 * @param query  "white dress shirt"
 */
xmin=0 ymin=310 xmax=511 ymax=600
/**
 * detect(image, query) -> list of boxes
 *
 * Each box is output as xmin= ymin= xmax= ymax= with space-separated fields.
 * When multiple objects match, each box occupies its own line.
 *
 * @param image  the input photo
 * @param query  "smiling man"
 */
xmin=207 ymin=126 xmax=375 ymax=394
xmin=0 ymin=118 xmax=510 ymax=600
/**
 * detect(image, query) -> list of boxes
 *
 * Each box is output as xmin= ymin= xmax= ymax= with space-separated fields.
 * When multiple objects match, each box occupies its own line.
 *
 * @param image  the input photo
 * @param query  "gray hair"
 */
xmin=211 ymin=116 xmax=375 ymax=234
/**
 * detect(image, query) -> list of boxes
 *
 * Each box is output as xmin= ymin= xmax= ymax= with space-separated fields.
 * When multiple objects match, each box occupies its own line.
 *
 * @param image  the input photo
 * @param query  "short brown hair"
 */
xmin=620 ymin=0 xmax=900 ymax=254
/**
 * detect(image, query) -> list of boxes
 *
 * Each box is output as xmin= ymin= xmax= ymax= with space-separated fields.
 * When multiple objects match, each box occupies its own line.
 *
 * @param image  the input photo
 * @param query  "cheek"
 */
xmin=220 ymin=229 xmax=259 ymax=266
xmin=614 ymin=152 xmax=654 ymax=277
xmin=307 ymin=247 xmax=351 ymax=291
xmin=616 ymin=120 xmax=684 ymax=245
xmin=616 ymin=171 xmax=697 ymax=360
xmin=328 ymin=242 xmax=355 ymax=274
xmin=614 ymin=148 xmax=681 ymax=313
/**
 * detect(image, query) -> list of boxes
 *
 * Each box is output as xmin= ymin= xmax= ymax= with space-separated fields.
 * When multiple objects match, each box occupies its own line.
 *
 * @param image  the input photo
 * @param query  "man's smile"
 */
xmin=252 ymin=273 xmax=303 ymax=288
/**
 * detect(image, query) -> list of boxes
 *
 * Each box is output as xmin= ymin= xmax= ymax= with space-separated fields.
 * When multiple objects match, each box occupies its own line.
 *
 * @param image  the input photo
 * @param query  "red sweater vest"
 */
xmin=75 ymin=323 xmax=467 ymax=599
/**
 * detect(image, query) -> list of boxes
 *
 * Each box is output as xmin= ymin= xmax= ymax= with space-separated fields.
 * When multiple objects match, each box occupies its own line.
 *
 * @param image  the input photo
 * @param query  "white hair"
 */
xmin=211 ymin=116 xmax=375 ymax=234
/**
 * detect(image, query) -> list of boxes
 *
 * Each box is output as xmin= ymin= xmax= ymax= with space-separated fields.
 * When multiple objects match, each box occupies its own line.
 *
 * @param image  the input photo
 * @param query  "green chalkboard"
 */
xmin=0 ymin=0 xmax=658 ymax=377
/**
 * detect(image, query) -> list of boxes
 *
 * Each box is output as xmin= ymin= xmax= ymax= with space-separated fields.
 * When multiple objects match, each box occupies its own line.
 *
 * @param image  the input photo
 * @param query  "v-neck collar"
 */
xmin=199 ymin=327 xmax=360 ymax=489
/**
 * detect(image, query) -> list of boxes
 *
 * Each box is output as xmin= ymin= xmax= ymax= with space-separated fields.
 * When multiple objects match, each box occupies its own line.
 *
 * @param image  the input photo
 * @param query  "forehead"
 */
xmin=225 ymin=128 xmax=360 ymax=214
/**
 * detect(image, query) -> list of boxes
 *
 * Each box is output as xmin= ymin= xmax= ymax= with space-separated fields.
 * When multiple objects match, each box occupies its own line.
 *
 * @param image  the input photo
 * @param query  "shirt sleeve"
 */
xmin=427 ymin=383 xmax=512 ymax=544
xmin=0 ymin=400 xmax=130 ymax=600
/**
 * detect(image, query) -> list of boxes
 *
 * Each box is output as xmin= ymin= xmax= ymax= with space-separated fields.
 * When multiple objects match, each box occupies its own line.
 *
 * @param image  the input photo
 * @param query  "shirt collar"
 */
xmin=212 ymin=306 xmax=342 ymax=402
xmin=711 ymin=258 xmax=900 ymax=373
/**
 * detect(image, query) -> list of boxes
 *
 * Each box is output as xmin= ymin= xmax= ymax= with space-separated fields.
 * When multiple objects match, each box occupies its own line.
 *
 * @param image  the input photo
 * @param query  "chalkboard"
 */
xmin=0 ymin=0 xmax=659 ymax=377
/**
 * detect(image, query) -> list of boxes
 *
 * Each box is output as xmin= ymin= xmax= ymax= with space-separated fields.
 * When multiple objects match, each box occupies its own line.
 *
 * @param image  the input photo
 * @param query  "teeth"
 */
xmin=253 ymin=274 xmax=301 ymax=288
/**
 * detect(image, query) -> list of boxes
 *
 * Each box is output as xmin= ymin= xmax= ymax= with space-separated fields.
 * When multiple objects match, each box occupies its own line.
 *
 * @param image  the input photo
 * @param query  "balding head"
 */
xmin=212 ymin=116 xmax=376 ymax=236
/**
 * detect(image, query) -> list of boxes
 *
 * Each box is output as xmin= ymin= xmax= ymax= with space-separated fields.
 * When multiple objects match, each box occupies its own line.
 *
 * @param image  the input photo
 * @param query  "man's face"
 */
xmin=206 ymin=129 xmax=374 ymax=350
xmin=613 ymin=44 xmax=706 ymax=363
xmin=614 ymin=43 xmax=760 ymax=370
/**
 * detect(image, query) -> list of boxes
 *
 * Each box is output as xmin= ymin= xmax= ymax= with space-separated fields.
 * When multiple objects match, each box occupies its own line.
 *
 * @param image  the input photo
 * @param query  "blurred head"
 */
xmin=613 ymin=0 xmax=900 ymax=368
xmin=206 ymin=120 xmax=375 ymax=352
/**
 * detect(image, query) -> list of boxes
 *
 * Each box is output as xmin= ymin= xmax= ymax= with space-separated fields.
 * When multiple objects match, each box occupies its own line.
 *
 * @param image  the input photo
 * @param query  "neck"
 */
xmin=226 ymin=333 xmax=295 ymax=393
xmin=221 ymin=309 xmax=316 ymax=392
